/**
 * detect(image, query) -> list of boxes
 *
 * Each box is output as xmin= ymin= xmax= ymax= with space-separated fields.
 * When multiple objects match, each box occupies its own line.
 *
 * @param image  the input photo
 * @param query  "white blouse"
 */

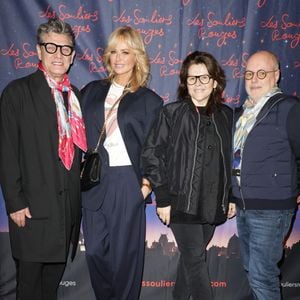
xmin=103 ymin=81 xmax=132 ymax=166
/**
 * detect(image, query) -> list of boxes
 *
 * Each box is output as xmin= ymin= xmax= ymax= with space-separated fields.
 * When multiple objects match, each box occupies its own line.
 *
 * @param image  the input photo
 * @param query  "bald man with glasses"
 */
xmin=231 ymin=50 xmax=300 ymax=300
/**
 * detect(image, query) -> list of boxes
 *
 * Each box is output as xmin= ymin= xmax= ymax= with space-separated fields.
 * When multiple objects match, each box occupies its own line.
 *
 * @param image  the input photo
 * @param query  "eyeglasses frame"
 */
xmin=39 ymin=42 xmax=74 ymax=56
xmin=187 ymin=75 xmax=212 ymax=85
xmin=244 ymin=69 xmax=278 ymax=80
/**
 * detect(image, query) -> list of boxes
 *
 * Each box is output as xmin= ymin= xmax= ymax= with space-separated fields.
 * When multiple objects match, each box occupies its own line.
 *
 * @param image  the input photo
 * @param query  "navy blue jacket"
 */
xmin=80 ymin=79 xmax=163 ymax=210
xmin=232 ymin=93 xmax=300 ymax=210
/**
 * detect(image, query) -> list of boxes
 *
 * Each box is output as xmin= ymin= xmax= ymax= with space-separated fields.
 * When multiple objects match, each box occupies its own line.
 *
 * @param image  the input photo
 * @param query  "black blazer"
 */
xmin=0 ymin=70 xmax=82 ymax=262
xmin=81 ymin=79 xmax=163 ymax=210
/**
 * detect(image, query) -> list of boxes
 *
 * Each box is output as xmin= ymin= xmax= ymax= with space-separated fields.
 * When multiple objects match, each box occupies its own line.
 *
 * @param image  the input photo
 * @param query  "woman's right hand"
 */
xmin=227 ymin=203 xmax=236 ymax=219
xmin=156 ymin=206 xmax=171 ymax=226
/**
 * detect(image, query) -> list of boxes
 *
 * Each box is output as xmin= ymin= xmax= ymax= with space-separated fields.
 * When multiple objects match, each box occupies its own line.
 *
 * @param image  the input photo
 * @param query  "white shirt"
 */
xmin=103 ymin=81 xmax=132 ymax=166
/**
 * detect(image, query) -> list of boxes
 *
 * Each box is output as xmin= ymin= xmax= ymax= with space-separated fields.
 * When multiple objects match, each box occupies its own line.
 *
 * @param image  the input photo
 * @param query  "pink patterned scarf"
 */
xmin=39 ymin=62 xmax=87 ymax=170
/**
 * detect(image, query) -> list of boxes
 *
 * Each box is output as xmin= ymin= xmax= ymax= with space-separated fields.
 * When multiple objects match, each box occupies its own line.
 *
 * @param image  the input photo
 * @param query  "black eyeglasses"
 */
xmin=39 ymin=42 xmax=74 ymax=56
xmin=187 ymin=75 xmax=212 ymax=85
xmin=244 ymin=69 xmax=278 ymax=80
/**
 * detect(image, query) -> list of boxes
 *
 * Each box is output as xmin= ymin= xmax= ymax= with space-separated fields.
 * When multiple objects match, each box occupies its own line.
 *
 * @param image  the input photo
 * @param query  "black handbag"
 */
xmin=80 ymin=91 xmax=128 ymax=191
xmin=80 ymin=150 xmax=101 ymax=191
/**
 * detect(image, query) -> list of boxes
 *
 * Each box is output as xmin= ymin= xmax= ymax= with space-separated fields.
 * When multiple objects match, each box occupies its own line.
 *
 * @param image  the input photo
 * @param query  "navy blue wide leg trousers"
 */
xmin=83 ymin=166 xmax=146 ymax=300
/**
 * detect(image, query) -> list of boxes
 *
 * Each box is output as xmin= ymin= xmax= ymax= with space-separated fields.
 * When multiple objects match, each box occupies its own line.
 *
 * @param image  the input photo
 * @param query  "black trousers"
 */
xmin=170 ymin=223 xmax=215 ymax=300
xmin=15 ymin=260 xmax=66 ymax=300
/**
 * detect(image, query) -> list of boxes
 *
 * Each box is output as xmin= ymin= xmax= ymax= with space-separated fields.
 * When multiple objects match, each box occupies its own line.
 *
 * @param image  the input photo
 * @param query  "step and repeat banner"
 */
xmin=0 ymin=1 xmax=299 ymax=299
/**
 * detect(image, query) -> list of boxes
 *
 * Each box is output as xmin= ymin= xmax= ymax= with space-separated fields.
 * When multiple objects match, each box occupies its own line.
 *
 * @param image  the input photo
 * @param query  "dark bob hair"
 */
xmin=177 ymin=51 xmax=226 ymax=113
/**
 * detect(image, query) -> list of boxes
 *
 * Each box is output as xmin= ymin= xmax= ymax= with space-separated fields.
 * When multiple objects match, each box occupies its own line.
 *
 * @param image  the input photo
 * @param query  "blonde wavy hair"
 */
xmin=104 ymin=26 xmax=150 ymax=92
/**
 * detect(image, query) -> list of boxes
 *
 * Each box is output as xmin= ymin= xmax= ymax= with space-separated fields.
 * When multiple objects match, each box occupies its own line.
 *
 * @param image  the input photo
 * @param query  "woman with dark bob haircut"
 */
xmin=142 ymin=51 xmax=235 ymax=299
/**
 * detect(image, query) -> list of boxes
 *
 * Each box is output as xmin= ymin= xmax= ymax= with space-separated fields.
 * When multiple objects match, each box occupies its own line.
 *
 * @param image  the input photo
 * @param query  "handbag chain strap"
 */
xmin=93 ymin=89 xmax=129 ymax=152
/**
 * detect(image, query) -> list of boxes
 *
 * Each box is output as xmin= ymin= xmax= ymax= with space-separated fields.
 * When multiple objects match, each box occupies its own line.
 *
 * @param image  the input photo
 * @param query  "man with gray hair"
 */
xmin=0 ymin=18 xmax=86 ymax=299
xmin=231 ymin=50 xmax=300 ymax=299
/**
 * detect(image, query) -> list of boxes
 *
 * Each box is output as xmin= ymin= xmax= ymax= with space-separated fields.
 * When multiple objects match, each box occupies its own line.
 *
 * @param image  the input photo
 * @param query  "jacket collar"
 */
xmin=184 ymin=97 xmax=199 ymax=113
xmin=255 ymin=92 xmax=285 ymax=122
xmin=31 ymin=69 xmax=56 ymax=114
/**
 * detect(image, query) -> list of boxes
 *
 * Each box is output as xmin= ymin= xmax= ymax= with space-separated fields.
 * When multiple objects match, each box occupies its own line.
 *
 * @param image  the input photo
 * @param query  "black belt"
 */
xmin=232 ymin=169 xmax=240 ymax=176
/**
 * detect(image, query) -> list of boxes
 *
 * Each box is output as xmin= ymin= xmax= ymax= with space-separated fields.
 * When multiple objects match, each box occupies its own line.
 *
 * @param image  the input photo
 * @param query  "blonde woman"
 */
xmin=81 ymin=26 xmax=162 ymax=300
